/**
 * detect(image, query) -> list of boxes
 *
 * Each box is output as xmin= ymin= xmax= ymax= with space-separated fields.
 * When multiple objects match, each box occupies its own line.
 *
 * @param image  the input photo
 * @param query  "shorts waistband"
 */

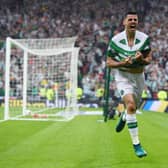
xmin=119 ymin=68 xmax=143 ymax=74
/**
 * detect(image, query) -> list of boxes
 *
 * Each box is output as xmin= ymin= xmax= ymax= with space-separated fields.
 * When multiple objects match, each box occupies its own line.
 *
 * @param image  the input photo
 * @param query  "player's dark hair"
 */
xmin=126 ymin=11 xmax=138 ymax=16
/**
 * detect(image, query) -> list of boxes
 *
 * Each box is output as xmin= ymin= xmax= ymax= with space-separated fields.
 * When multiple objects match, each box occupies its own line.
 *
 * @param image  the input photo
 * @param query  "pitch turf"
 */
xmin=0 ymin=111 xmax=168 ymax=168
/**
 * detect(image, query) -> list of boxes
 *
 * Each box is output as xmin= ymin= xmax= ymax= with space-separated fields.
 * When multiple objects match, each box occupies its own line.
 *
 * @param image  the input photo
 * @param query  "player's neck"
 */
xmin=126 ymin=30 xmax=135 ymax=40
xmin=126 ymin=30 xmax=136 ymax=48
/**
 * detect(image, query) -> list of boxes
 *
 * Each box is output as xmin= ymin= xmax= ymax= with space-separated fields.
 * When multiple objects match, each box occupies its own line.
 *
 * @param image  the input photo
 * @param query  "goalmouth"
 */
xmin=4 ymin=37 xmax=80 ymax=121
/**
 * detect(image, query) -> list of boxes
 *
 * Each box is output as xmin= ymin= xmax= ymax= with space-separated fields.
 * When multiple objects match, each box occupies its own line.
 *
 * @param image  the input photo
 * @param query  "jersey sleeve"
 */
xmin=139 ymin=37 xmax=151 ymax=57
xmin=106 ymin=39 xmax=118 ymax=60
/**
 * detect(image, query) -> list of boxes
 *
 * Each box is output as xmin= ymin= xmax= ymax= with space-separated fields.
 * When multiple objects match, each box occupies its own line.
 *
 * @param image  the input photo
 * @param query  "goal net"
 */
xmin=4 ymin=37 xmax=79 ymax=121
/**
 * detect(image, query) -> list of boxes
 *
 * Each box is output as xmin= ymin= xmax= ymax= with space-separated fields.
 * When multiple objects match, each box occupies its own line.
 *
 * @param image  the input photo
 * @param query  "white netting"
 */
xmin=4 ymin=37 xmax=79 ymax=121
xmin=14 ymin=37 xmax=77 ymax=49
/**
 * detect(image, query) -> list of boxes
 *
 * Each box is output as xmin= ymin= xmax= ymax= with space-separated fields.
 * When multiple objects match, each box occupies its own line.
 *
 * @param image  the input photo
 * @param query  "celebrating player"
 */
xmin=106 ymin=11 xmax=152 ymax=158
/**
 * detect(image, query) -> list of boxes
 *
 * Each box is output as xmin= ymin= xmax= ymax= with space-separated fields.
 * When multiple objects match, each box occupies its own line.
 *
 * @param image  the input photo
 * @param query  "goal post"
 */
xmin=4 ymin=37 xmax=79 ymax=121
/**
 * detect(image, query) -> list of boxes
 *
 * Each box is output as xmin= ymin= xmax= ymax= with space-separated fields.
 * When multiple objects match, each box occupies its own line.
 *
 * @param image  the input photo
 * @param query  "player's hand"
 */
xmin=106 ymin=57 xmax=113 ymax=67
xmin=123 ymin=56 xmax=132 ymax=65
xmin=135 ymin=51 xmax=144 ymax=62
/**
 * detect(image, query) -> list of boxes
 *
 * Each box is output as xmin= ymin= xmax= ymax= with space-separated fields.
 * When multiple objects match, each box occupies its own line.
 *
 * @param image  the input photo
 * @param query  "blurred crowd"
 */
xmin=0 ymin=0 xmax=167 ymax=101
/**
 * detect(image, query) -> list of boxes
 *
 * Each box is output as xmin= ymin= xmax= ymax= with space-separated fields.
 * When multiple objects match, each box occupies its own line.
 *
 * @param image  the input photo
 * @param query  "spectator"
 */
xmin=0 ymin=0 xmax=167 ymax=105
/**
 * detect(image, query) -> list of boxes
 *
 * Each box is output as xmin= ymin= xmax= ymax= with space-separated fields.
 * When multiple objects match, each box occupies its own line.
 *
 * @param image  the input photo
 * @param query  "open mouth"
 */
xmin=130 ymin=25 xmax=136 ymax=29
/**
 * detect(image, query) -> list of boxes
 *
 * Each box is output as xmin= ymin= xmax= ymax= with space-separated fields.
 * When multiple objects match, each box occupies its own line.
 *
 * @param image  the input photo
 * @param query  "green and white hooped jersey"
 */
xmin=107 ymin=30 xmax=151 ymax=68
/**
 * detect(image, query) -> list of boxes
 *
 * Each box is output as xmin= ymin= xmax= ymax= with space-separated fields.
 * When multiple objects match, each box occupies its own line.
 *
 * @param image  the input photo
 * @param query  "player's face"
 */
xmin=124 ymin=14 xmax=138 ymax=33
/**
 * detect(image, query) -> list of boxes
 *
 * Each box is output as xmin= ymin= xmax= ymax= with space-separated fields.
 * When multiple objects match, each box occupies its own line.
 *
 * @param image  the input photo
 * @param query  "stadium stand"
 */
xmin=0 ymin=0 xmax=167 ymax=105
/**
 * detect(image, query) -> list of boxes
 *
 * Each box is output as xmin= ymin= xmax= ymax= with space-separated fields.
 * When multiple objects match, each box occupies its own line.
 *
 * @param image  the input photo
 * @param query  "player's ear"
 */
xmin=123 ymin=18 xmax=126 ymax=26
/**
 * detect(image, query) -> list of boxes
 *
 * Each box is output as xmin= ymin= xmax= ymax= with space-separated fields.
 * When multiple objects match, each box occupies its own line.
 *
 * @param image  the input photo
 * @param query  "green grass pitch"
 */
xmin=0 ymin=110 xmax=168 ymax=168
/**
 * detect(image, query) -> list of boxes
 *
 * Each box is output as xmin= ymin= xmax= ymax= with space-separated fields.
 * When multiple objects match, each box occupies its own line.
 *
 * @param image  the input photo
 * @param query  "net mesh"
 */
xmin=14 ymin=37 xmax=77 ymax=49
xmin=5 ymin=37 xmax=79 ymax=121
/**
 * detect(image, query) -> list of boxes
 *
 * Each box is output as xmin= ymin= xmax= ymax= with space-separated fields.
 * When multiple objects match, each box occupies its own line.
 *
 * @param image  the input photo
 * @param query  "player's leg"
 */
xmin=115 ymin=70 xmax=130 ymax=132
xmin=115 ymin=71 xmax=143 ymax=133
xmin=115 ymin=71 xmax=147 ymax=157
xmin=123 ymin=93 xmax=147 ymax=157
xmin=123 ymin=94 xmax=140 ymax=143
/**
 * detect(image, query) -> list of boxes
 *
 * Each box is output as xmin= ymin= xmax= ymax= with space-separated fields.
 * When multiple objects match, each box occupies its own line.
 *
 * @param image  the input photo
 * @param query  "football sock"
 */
xmin=126 ymin=113 xmax=140 ymax=145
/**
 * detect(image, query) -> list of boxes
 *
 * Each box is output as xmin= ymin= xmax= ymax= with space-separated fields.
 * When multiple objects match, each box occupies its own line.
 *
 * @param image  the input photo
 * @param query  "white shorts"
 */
xmin=114 ymin=69 xmax=145 ymax=106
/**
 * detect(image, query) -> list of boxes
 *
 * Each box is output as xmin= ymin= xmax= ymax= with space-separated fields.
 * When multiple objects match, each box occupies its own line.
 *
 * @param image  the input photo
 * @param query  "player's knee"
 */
xmin=127 ymin=101 xmax=136 ymax=113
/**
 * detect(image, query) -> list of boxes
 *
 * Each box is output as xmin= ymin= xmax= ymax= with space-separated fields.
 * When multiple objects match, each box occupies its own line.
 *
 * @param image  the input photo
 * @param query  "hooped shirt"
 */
xmin=107 ymin=30 xmax=151 ymax=69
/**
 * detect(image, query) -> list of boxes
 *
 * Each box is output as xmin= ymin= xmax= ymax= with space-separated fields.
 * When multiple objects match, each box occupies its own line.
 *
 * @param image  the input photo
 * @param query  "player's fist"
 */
xmin=124 ymin=56 xmax=132 ymax=65
xmin=135 ymin=51 xmax=143 ymax=62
